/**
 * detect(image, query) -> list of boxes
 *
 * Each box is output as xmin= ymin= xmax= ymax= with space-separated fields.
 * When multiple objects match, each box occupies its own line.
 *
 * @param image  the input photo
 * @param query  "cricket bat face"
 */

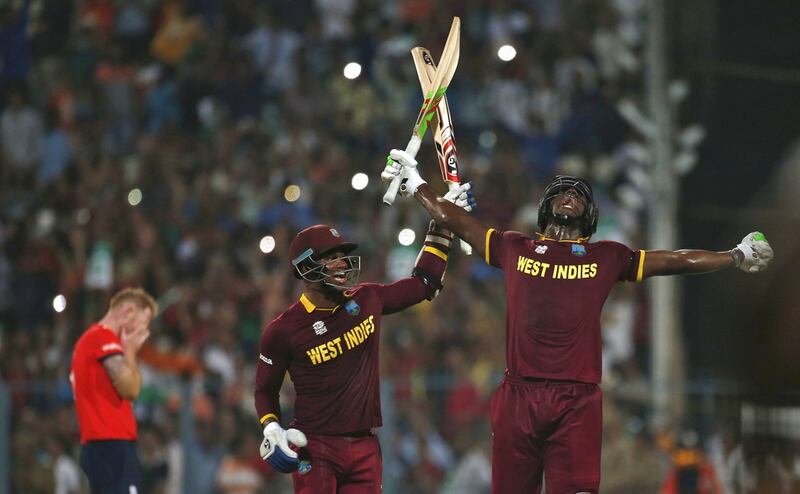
xmin=410 ymin=41 xmax=473 ymax=256
xmin=382 ymin=17 xmax=460 ymax=205
xmin=413 ymin=47 xmax=461 ymax=185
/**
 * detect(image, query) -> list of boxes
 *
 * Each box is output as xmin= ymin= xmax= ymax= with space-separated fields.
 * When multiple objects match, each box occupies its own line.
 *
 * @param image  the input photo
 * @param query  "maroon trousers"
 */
xmin=490 ymin=375 xmax=602 ymax=494
xmin=292 ymin=432 xmax=382 ymax=493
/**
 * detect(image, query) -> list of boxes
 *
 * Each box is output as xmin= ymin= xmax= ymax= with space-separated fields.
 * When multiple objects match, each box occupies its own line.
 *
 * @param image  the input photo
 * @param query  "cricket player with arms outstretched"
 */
xmin=254 ymin=187 xmax=475 ymax=493
xmin=382 ymin=152 xmax=774 ymax=494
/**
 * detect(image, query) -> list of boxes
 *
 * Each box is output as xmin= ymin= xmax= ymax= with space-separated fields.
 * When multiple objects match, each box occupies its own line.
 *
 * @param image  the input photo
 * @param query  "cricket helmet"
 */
xmin=537 ymin=175 xmax=599 ymax=237
xmin=289 ymin=225 xmax=360 ymax=288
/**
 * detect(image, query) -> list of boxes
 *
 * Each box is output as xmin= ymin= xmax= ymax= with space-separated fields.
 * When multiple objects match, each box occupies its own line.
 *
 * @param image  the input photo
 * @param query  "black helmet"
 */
xmin=537 ymin=175 xmax=599 ymax=237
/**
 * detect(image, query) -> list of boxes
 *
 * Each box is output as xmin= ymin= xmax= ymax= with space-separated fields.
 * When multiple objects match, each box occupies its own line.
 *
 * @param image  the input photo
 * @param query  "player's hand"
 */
xmin=733 ymin=231 xmax=774 ymax=273
xmin=260 ymin=422 xmax=308 ymax=473
xmin=443 ymin=182 xmax=477 ymax=212
xmin=121 ymin=325 xmax=150 ymax=354
xmin=384 ymin=149 xmax=427 ymax=197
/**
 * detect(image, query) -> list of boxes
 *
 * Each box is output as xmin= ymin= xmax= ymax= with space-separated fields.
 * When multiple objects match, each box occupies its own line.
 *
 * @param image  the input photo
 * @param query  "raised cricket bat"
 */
xmin=382 ymin=17 xmax=460 ymax=205
xmin=411 ymin=46 xmax=472 ymax=255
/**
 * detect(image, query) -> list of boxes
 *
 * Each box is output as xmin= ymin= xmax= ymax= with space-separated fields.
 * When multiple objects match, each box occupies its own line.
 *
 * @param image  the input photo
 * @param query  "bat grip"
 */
xmin=382 ymin=135 xmax=422 ymax=205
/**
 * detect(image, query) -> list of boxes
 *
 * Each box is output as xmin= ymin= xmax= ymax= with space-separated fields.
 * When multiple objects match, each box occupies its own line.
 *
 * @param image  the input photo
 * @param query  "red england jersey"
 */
xmin=71 ymin=324 xmax=137 ymax=443
xmin=485 ymin=230 xmax=645 ymax=383
xmin=255 ymin=280 xmax=431 ymax=435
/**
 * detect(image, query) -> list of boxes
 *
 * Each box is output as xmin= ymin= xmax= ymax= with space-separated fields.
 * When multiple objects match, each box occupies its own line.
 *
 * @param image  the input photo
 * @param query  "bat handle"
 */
xmin=382 ymin=135 xmax=422 ymax=205
xmin=382 ymin=175 xmax=402 ymax=206
xmin=446 ymin=182 xmax=473 ymax=255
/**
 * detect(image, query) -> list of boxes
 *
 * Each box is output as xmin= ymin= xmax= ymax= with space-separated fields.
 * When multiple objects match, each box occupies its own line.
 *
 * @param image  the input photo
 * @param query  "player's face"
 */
xmin=122 ymin=304 xmax=153 ymax=334
xmin=551 ymin=187 xmax=587 ymax=217
xmin=319 ymin=250 xmax=354 ymax=286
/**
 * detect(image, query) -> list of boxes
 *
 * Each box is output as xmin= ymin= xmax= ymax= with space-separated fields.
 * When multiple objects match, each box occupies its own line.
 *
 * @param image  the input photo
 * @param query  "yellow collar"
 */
xmin=299 ymin=293 xmax=339 ymax=313
xmin=536 ymin=233 xmax=589 ymax=243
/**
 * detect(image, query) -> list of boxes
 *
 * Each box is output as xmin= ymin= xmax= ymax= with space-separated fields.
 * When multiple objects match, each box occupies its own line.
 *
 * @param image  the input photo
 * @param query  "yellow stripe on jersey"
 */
xmin=535 ymin=233 xmax=590 ymax=243
xmin=484 ymin=228 xmax=495 ymax=264
xmin=260 ymin=413 xmax=278 ymax=424
xmin=299 ymin=293 xmax=338 ymax=313
xmin=637 ymin=250 xmax=647 ymax=282
xmin=299 ymin=293 xmax=316 ymax=313
xmin=423 ymin=246 xmax=448 ymax=261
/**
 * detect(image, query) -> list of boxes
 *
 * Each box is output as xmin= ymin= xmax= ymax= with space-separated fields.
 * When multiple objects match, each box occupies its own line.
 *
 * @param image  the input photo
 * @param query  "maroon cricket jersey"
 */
xmin=485 ymin=230 xmax=645 ymax=384
xmin=255 ymin=279 xmax=431 ymax=435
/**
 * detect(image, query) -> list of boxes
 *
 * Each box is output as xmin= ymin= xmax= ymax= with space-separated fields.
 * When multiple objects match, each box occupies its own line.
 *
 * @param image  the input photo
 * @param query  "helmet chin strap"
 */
xmin=319 ymin=268 xmax=359 ymax=293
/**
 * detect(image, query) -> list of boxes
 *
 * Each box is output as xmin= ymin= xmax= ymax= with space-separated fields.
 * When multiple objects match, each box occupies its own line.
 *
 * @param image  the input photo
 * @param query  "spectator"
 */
xmin=1 ymin=88 xmax=43 ymax=185
xmin=216 ymin=434 xmax=264 ymax=494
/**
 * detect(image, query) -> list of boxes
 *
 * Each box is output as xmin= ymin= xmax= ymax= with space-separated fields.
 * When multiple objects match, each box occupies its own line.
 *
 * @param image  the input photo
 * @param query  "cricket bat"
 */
xmin=382 ymin=16 xmax=460 ymax=205
xmin=411 ymin=46 xmax=472 ymax=255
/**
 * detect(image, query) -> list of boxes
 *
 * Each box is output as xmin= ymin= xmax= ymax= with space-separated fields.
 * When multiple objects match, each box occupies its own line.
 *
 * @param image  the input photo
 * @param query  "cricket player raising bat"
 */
xmin=382 ymin=156 xmax=773 ymax=493
xmin=253 ymin=185 xmax=474 ymax=492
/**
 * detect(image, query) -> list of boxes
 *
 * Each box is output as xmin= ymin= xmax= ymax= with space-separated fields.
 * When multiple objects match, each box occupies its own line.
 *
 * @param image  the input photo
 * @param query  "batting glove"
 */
xmin=733 ymin=231 xmax=774 ymax=273
xmin=443 ymin=182 xmax=477 ymax=212
xmin=260 ymin=422 xmax=308 ymax=473
xmin=384 ymin=149 xmax=427 ymax=197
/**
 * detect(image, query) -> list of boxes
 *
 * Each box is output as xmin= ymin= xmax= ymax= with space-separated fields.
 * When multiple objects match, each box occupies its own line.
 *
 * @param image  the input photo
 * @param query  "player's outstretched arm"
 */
xmin=643 ymin=231 xmax=773 ymax=278
xmin=382 ymin=149 xmax=488 ymax=258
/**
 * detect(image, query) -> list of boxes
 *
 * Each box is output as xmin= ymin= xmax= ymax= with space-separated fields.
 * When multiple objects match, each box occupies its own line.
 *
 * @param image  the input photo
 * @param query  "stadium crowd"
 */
xmin=1 ymin=0 xmax=762 ymax=492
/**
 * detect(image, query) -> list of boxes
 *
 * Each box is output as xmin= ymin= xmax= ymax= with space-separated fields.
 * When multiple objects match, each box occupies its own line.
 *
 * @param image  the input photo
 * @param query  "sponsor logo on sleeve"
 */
xmin=259 ymin=354 xmax=273 ymax=365
xmin=101 ymin=343 xmax=123 ymax=352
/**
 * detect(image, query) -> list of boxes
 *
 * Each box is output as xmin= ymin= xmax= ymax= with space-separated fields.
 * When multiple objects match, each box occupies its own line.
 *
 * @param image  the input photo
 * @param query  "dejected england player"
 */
xmin=70 ymin=287 xmax=157 ymax=494
xmin=382 ymin=152 xmax=774 ymax=494
xmin=254 ymin=187 xmax=475 ymax=493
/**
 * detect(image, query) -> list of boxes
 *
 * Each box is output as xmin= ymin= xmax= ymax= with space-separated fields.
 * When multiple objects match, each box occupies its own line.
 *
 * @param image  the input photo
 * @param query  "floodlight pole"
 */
xmin=646 ymin=0 xmax=685 ymax=429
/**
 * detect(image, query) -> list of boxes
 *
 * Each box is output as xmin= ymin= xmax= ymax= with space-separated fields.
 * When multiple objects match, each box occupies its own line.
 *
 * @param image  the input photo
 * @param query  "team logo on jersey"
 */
xmin=298 ymin=460 xmax=312 ymax=475
xmin=571 ymin=244 xmax=587 ymax=256
xmin=534 ymin=245 xmax=548 ymax=255
xmin=344 ymin=299 xmax=360 ymax=315
xmin=330 ymin=228 xmax=340 ymax=237
xmin=313 ymin=321 xmax=328 ymax=335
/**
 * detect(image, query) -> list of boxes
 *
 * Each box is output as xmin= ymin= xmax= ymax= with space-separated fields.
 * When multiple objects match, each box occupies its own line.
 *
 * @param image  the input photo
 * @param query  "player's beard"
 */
xmin=320 ymin=263 xmax=360 ymax=297
xmin=319 ymin=282 xmax=348 ymax=303
xmin=550 ymin=211 xmax=585 ymax=231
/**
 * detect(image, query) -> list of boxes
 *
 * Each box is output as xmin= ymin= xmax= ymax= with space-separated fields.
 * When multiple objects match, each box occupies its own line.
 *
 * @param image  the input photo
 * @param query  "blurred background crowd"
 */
xmin=1 ymin=0 xmax=799 ymax=493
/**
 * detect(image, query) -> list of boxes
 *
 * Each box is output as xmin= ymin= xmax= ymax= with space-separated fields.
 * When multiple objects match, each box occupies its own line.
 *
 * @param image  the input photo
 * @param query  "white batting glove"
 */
xmin=385 ymin=149 xmax=427 ymax=197
xmin=443 ymin=182 xmax=477 ymax=212
xmin=381 ymin=155 xmax=401 ymax=185
xmin=733 ymin=231 xmax=774 ymax=273
xmin=260 ymin=422 xmax=308 ymax=473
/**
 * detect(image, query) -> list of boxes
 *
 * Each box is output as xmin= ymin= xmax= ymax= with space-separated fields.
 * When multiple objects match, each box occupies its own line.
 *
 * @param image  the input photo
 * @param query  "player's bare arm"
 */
xmin=414 ymin=184 xmax=488 ymax=257
xmin=643 ymin=232 xmax=774 ymax=278
xmin=102 ymin=353 xmax=141 ymax=400
xmin=382 ymin=149 xmax=487 ymax=257
xmin=102 ymin=316 xmax=149 ymax=400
